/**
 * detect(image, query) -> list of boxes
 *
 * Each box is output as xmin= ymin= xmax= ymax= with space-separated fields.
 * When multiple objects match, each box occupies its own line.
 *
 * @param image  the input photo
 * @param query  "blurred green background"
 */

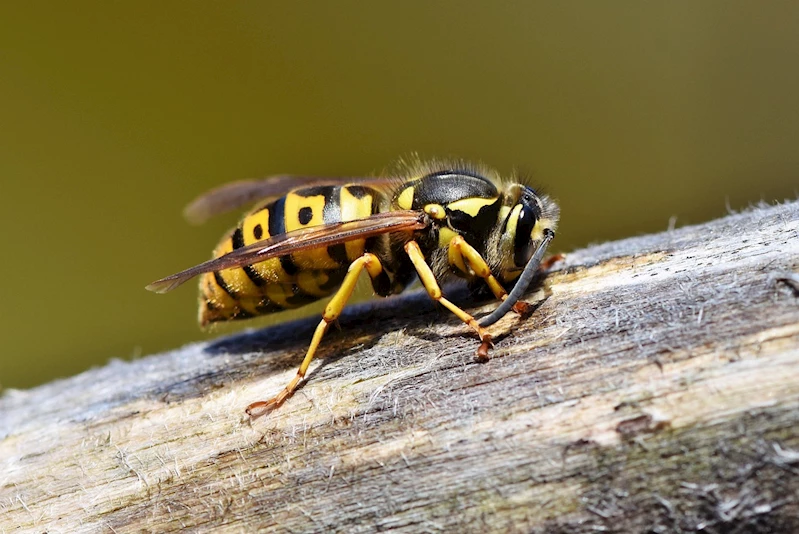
xmin=1 ymin=2 xmax=797 ymax=390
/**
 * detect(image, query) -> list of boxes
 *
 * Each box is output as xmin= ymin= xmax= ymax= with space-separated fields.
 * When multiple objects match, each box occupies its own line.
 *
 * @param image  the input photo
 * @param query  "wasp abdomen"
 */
xmin=147 ymin=159 xmax=561 ymax=414
xmin=200 ymin=184 xmax=380 ymax=324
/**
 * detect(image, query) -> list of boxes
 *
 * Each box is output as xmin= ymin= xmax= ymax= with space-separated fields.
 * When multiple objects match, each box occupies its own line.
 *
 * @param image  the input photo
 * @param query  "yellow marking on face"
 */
xmin=447 ymin=197 xmax=497 ymax=216
xmin=396 ymin=186 xmax=415 ymax=210
xmin=494 ymin=204 xmax=526 ymax=283
xmin=424 ymin=203 xmax=446 ymax=219
xmin=532 ymin=218 xmax=554 ymax=242
xmin=498 ymin=205 xmax=511 ymax=223
xmin=438 ymin=227 xmax=458 ymax=248
xmin=505 ymin=205 xmax=523 ymax=238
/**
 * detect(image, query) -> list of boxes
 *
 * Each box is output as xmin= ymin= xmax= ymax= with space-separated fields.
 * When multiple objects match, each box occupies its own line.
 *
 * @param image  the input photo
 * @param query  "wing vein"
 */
xmin=146 ymin=211 xmax=427 ymax=293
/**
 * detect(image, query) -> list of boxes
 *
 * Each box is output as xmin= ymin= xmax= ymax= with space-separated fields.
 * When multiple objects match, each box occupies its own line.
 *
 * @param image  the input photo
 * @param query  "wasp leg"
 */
xmin=448 ymin=235 xmax=523 ymax=314
xmin=404 ymin=240 xmax=493 ymax=360
xmin=449 ymin=236 xmax=557 ymax=317
xmin=246 ymin=253 xmax=385 ymax=417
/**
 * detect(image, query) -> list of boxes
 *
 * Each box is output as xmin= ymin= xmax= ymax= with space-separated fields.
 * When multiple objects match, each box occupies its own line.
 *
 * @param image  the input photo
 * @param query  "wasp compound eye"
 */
xmin=513 ymin=188 xmax=542 ymax=267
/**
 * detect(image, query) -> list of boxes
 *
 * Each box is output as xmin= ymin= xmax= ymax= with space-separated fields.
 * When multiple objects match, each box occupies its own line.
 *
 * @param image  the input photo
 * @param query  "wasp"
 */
xmin=147 ymin=159 xmax=559 ymax=416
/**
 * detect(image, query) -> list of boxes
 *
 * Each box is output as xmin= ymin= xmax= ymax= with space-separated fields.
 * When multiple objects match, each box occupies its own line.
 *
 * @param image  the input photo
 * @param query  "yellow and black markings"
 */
xmin=148 ymin=160 xmax=560 ymax=415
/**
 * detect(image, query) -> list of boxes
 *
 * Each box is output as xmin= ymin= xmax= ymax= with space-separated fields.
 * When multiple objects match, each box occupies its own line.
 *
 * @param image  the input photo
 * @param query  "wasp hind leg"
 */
xmin=246 ymin=253 xmax=386 ymax=417
xmin=404 ymin=240 xmax=494 ymax=361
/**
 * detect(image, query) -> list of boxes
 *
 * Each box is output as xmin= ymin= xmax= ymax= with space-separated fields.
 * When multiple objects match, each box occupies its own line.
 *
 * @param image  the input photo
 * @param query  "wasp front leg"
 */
xmin=246 ymin=253 xmax=385 ymax=417
xmin=447 ymin=235 xmax=534 ymax=316
xmin=404 ymin=240 xmax=493 ymax=360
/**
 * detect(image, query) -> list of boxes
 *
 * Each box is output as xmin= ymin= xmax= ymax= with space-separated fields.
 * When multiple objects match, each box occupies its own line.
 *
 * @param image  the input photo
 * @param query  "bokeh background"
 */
xmin=1 ymin=3 xmax=797 ymax=390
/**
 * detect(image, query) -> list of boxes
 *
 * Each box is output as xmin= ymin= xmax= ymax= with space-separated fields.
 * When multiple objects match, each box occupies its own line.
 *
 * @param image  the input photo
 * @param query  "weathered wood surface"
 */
xmin=2 ymin=201 xmax=798 ymax=533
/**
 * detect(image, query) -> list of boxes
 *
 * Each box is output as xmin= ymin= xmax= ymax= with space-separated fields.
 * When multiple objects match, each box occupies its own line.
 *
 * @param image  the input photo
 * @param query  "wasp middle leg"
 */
xmin=246 ymin=253 xmax=386 ymax=417
xmin=404 ymin=240 xmax=493 ymax=360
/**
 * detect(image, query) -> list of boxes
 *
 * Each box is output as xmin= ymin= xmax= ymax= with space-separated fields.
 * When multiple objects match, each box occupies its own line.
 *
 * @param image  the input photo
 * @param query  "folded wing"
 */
xmin=147 ymin=210 xmax=427 ymax=293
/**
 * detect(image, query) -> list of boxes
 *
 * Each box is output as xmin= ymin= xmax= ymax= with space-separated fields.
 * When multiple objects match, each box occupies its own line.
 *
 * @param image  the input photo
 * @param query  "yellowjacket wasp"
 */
xmin=147 ymin=159 xmax=559 ymax=416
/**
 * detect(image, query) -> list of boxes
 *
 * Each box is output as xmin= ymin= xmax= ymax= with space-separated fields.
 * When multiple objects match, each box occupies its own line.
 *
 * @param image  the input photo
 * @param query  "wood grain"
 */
xmin=2 ymin=201 xmax=798 ymax=533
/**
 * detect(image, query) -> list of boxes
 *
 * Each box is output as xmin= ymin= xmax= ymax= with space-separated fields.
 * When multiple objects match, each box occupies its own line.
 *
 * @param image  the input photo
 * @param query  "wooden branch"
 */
xmin=2 ymin=201 xmax=798 ymax=533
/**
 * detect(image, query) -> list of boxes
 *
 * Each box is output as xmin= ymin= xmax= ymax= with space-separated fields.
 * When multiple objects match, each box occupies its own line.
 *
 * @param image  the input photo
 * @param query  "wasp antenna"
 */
xmin=479 ymin=229 xmax=555 ymax=327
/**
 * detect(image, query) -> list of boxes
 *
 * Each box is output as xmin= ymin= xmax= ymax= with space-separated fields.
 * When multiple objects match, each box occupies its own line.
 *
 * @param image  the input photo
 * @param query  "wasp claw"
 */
xmin=245 ymin=400 xmax=279 ymax=418
xmin=476 ymin=335 xmax=493 ymax=362
xmin=511 ymin=301 xmax=534 ymax=316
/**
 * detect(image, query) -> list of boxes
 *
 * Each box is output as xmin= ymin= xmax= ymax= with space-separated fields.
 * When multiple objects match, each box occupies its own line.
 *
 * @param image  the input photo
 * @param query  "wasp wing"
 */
xmin=147 ymin=210 xmax=427 ymax=293
xmin=183 ymin=175 xmax=396 ymax=225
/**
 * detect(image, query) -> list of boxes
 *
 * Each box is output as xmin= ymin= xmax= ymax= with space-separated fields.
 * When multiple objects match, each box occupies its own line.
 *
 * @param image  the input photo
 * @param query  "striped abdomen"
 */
xmin=200 ymin=184 xmax=382 ymax=325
